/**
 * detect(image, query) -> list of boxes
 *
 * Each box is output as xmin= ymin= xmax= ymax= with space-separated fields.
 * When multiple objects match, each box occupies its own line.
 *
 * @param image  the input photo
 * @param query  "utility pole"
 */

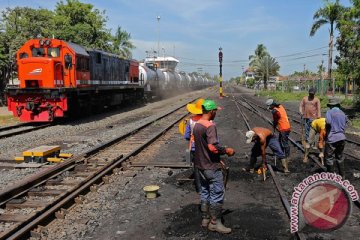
xmin=156 ymin=15 xmax=161 ymax=56
xmin=218 ymin=47 xmax=223 ymax=97
xmin=320 ymin=60 xmax=324 ymax=96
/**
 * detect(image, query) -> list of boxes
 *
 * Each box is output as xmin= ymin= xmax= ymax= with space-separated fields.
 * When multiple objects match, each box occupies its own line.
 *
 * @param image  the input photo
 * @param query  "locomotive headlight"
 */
xmin=39 ymin=39 xmax=45 ymax=46
xmin=45 ymin=39 xmax=51 ymax=46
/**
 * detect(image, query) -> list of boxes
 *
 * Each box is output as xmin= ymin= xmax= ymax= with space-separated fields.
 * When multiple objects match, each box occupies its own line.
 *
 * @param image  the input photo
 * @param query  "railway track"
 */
xmin=0 ymin=123 xmax=51 ymax=139
xmin=0 ymin=100 xmax=193 ymax=239
xmin=240 ymin=95 xmax=360 ymax=163
xmin=232 ymin=91 xmax=360 ymax=239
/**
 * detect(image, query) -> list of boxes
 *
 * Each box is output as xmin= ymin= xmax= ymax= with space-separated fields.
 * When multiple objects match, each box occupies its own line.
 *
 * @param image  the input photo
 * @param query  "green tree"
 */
xmin=252 ymin=55 xmax=280 ymax=89
xmin=310 ymin=0 xmax=345 ymax=94
xmin=335 ymin=0 xmax=360 ymax=96
xmin=54 ymin=0 xmax=113 ymax=50
xmin=0 ymin=7 xmax=55 ymax=100
xmin=248 ymin=44 xmax=269 ymax=67
xmin=112 ymin=26 xmax=135 ymax=58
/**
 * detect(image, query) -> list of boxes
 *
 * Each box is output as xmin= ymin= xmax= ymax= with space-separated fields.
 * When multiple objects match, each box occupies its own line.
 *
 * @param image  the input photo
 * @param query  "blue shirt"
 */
xmin=325 ymin=107 xmax=347 ymax=143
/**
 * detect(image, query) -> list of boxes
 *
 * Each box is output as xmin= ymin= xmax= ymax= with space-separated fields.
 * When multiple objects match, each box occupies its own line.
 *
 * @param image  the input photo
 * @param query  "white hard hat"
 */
xmin=246 ymin=130 xmax=255 ymax=144
xmin=265 ymin=99 xmax=274 ymax=106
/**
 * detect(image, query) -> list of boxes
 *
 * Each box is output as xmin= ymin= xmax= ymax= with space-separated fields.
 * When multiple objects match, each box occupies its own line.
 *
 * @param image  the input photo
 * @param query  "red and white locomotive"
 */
xmin=7 ymin=38 xmax=142 ymax=122
xmin=6 ymin=38 xmax=214 ymax=122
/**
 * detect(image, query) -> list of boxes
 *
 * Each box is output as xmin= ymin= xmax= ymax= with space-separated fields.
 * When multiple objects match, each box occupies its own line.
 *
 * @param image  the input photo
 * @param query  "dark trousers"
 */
xmin=199 ymin=169 xmax=224 ymax=206
xmin=191 ymin=151 xmax=201 ymax=193
xmin=249 ymin=135 xmax=285 ymax=168
xmin=325 ymin=140 xmax=345 ymax=169
xmin=304 ymin=118 xmax=313 ymax=142
xmin=279 ymin=130 xmax=290 ymax=158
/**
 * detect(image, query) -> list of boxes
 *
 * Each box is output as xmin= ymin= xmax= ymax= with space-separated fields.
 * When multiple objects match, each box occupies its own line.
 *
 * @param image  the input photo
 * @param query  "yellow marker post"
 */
xmin=218 ymin=47 xmax=223 ymax=97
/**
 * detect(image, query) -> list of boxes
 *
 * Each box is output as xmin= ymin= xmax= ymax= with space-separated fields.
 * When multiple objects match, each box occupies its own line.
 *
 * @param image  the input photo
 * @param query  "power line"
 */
xmin=176 ymin=46 xmax=330 ymax=66
xmin=274 ymin=46 xmax=328 ymax=59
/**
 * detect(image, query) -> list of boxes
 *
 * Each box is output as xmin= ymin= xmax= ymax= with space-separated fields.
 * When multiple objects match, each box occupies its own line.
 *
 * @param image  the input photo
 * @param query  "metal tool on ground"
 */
xmin=220 ymin=160 xmax=230 ymax=189
xmin=14 ymin=145 xmax=73 ymax=163
xmin=262 ymin=162 xmax=267 ymax=181
xmin=301 ymin=116 xmax=306 ymax=147
xmin=319 ymin=152 xmax=324 ymax=165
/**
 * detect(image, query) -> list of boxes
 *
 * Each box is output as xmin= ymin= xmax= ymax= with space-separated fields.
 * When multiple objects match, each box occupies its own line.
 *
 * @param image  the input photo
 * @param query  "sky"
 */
xmin=1 ymin=0 xmax=353 ymax=79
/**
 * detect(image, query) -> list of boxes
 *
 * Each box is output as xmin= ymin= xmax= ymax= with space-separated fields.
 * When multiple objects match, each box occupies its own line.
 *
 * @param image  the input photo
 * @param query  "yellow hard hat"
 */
xmin=186 ymin=98 xmax=205 ymax=115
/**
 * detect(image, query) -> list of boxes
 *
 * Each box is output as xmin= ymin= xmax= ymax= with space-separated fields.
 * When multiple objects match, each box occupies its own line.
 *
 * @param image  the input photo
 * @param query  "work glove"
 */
xmin=225 ymin=148 xmax=235 ymax=156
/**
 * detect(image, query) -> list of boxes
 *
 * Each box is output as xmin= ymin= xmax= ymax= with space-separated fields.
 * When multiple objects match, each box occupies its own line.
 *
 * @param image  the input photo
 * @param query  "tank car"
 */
xmin=6 ymin=39 xmax=143 ymax=122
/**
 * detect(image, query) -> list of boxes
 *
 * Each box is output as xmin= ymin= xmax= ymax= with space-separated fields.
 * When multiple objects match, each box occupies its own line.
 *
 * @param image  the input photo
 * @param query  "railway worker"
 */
xmin=266 ymin=99 xmax=291 ymax=173
xmin=193 ymin=99 xmax=235 ymax=234
xmin=303 ymin=118 xmax=326 ymax=164
xmin=299 ymin=88 xmax=321 ymax=147
xmin=243 ymin=127 xmax=286 ymax=173
xmin=324 ymin=97 xmax=348 ymax=178
xmin=184 ymin=98 xmax=205 ymax=193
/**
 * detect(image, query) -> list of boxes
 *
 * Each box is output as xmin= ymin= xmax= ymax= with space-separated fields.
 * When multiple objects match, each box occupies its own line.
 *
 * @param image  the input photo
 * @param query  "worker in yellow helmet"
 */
xmin=304 ymin=118 xmax=326 ymax=165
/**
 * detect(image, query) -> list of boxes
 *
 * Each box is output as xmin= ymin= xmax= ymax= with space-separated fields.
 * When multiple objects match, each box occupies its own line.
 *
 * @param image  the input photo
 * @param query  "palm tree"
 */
xmin=253 ymin=55 xmax=280 ymax=89
xmin=249 ymin=44 xmax=269 ymax=67
xmin=113 ymin=26 xmax=135 ymax=58
xmin=310 ymin=0 xmax=344 ymax=95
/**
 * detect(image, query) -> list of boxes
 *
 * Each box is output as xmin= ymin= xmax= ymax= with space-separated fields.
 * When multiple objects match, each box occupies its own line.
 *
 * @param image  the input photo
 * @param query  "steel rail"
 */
xmin=0 ymin=122 xmax=31 ymax=132
xmin=0 ymin=123 xmax=52 ymax=139
xmin=237 ymin=93 xmax=360 ymax=210
xmin=7 ymin=108 xmax=189 ymax=240
xmin=0 ymin=98 xmax=197 ymax=239
xmin=237 ymin=96 xmax=326 ymax=170
xmin=244 ymin=98 xmax=360 ymax=147
xmin=232 ymin=93 xmax=306 ymax=240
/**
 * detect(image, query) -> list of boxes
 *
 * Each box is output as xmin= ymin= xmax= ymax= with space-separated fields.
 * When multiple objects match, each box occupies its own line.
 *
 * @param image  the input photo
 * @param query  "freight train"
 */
xmin=6 ymin=38 xmax=214 ymax=122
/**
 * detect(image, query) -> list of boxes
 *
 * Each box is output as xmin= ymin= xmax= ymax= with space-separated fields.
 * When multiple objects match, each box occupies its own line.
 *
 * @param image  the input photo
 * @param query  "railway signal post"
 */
xmin=219 ymin=47 xmax=223 ymax=98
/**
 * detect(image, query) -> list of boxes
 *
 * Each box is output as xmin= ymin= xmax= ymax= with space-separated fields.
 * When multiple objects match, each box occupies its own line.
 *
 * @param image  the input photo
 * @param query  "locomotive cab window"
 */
xmin=19 ymin=52 xmax=28 ymax=59
xmin=31 ymin=48 xmax=45 ymax=57
xmin=76 ymin=57 xmax=90 ymax=71
xmin=64 ymin=54 xmax=73 ymax=69
xmin=47 ymin=48 xmax=60 ymax=58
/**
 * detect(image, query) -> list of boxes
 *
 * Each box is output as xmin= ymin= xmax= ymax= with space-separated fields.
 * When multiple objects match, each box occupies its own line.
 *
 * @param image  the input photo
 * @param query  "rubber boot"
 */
xmin=200 ymin=201 xmax=210 ymax=227
xmin=281 ymin=158 xmax=290 ymax=173
xmin=337 ymin=162 xmax=346 ymax=179
xmin=303 ymin=146 xmax=310 ymax=163
xmin=208 ymin=206 xmax=231 ymax=234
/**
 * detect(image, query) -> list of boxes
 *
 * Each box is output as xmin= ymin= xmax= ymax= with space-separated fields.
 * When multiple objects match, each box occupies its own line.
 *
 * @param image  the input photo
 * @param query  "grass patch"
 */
xmin=351 ymin=118 xmax=360 ymax=130
xmin=257 ymin=90 xmax=354 ymax=108
xmin=256 ymin=90 xmax=306 ymax=102
xmin=0 ymin=115 xmax=19 ymax=125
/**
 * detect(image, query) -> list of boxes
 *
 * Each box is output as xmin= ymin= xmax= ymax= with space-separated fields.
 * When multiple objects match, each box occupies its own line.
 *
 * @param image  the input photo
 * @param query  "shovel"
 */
xmin=301 ymin=116 xmax=306 ymax=147
xmin=262 ymin=161 xmax=267 ymax=181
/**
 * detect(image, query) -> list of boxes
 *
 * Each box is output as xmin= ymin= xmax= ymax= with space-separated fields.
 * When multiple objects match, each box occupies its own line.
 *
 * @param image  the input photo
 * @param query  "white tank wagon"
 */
xmin=139 ymin=62 xmax=166 ymax=96
xmin=179 ymin=71 xmax=191 ymax=88
xmin=140 ymin=55 xmax=214 ymax=97
xmin=163 ymin=70 xmax=180 ymax=91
